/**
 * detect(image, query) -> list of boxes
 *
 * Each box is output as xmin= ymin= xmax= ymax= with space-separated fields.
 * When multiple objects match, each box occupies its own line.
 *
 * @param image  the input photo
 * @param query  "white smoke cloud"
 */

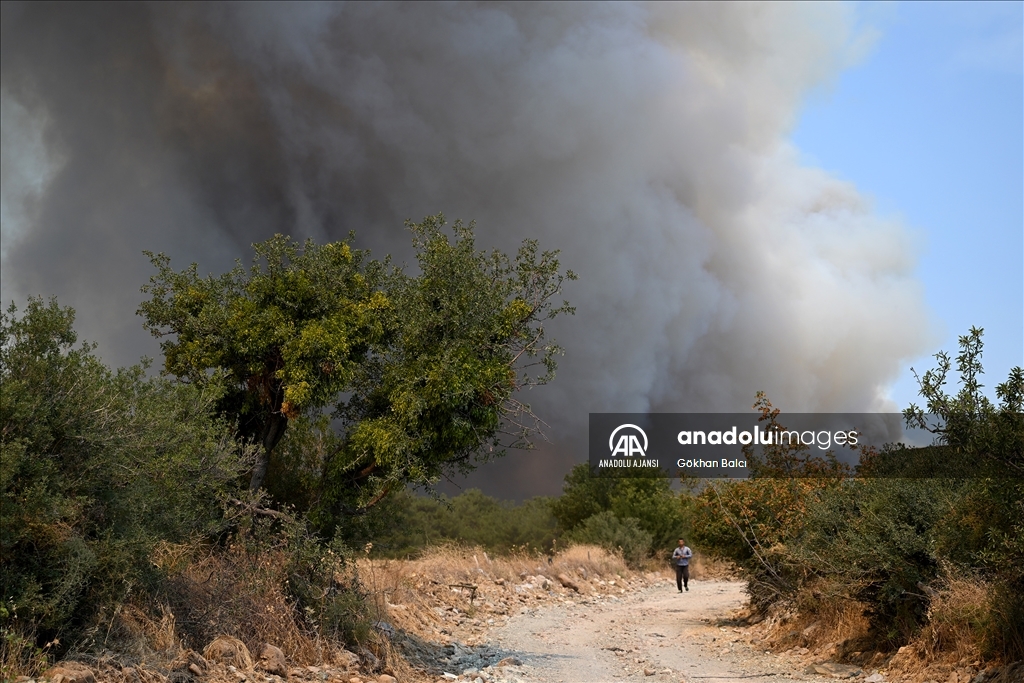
xmin=1 ymin=3 xmax=934 ymax=488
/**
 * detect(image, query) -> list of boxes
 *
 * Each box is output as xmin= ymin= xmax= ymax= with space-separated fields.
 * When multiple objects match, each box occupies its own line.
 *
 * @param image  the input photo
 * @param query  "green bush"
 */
xmin=369 ymin=488 xmax=558 ymax=556
xmin=0 ymin=298 xmax=249 ymax=648
xmin=551 ymin=464 xmax=690 ymax=554
xmin=566 ymin=511 xmax=652 ymax=567
xmin=794 ymin=479 xmax=961 ymax=644
xmin=691 ymin=330 xmax=1023 ymax=660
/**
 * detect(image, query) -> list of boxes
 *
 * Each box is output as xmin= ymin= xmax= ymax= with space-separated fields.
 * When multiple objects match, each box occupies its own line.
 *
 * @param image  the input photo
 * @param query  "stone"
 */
xmin=377 ymin=675 xmax=397 ymax=683
xmin=557 ymin=574 xmax=580 ymax=592
xmin=203 ymin=635 xmax=254 ymax=670
xmin=865 ymin=674 xmax=885 ymax=683
xmin=43 ymin=663 xmax=95 ymax=683
xmin=257 ymin=643 xmax=288 ymax=677
xmin=811 ymin=662 xmax=862 ymax=679
xmin=334 ymin=648 xmax=361 ymax=671
xmin=644 ymin=668 xmax=656 ymax=676
xmin=496 ymin=657 xmax=522 ymax=667
xmin=359 ymin=647 xmax=381 ymax=672
xmin=802 ymin=622 xmax=821 ymax=638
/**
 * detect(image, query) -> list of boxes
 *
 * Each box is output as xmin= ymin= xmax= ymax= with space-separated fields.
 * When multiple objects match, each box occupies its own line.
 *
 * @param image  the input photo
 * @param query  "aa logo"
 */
xmin=609 ymin=424 xmax=648 ymax=457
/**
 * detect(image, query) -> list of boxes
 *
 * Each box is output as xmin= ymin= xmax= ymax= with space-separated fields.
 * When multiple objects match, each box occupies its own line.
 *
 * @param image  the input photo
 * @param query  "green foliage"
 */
xmin=793 ymin=479 xmax=961 ymax=644
xmin=320 ymin=216 xmax=575 ymax=530
xmin=905 ymin=327 xmax=1024 ymax=478
xmin=0 ymin=298 xmax=250 ymax=645
xmin=903 ymin=328 xmax=1024 ymax=659
xmin=565 ymin=511 xmax=652 ymax=568
xmin=551 ymin=464 xmax=691 ymax=556
xmin=368 ymin=489 xmax=558 ymax=557
xmin=139 ymin=234 xmax=389 ymax=491
xmin=692 ymin=477 xmax=840 ymax=610
xmin=139 ymin=216 xmax=576 ymax=535
xmin=691 ymin=329 xmax=1024 ymax=659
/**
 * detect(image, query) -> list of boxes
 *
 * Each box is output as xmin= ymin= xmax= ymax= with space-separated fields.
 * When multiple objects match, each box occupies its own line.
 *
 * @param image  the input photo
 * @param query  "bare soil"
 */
xmin=482 ymin=578 xmax=842 ymax=683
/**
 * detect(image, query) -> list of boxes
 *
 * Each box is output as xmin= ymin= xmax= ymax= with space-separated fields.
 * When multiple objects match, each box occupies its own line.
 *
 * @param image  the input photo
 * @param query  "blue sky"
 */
xmin=791 ymin=1 xmax=1023 ymax=409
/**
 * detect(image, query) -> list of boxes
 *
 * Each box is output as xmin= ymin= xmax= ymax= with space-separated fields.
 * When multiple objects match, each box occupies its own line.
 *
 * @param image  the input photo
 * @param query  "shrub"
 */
xmin=0 ymin=298 xmax=250 ymax=651
xmin=566 ymin=511 xmax=652 ymax=568
xmin=551 ymin=464 xmax=690 ymax=554
xmin=155 ymin=517 xmax=372 ymax=659
xmin=368 ymin=489 xmax=558 ymax=556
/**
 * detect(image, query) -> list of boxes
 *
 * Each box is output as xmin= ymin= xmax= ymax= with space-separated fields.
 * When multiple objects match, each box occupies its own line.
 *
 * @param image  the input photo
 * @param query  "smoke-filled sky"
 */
xmin=2 ymin=2 xmax=1019 ymax=497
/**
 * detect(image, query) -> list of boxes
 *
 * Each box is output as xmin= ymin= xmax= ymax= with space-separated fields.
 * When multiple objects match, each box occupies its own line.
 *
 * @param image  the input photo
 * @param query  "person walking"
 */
xmin=672 ymin=538 xmax=693 ymax=592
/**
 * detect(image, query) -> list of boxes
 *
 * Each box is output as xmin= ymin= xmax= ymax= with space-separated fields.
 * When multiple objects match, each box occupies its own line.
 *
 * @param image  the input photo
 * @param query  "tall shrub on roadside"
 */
xmin=0 ymin=298 xmax=250 ymax=647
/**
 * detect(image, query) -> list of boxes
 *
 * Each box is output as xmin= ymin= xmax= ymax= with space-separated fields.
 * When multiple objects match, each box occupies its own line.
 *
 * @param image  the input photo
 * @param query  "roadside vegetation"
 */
xmin=0 ymin=216 xmax=576 ymax=678
xmin=2 ymin=215 xmax=1020 ymax=680
xmin=691 ymin=330 xmax=1023 ymax=670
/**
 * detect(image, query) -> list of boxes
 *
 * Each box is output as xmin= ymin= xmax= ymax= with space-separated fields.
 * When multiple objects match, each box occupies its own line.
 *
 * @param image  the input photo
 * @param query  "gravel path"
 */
xmin=484 ymin=579 xmax=834 ymax=683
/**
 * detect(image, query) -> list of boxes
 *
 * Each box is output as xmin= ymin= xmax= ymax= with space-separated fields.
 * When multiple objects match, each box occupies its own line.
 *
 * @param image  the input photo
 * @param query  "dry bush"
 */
xmin=921 ymin=572 xmax=988 ymax=662
xmin=91 ymin=603 xmax=181 ymax=662
xmin=754 ymin=579 xmax=872 ymax=659
xmin=883 ymin=565 xmax=990 ymax=683
xmin=86 ymin=534 xmax=375 ymax=672
xmin=157 ymin=543 xmax=334 ymax=664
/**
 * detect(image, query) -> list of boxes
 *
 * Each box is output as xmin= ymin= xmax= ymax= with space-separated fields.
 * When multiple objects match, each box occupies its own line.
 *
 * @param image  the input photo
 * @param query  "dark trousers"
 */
xmin=675 ymin=564 xmax=689 ymax=590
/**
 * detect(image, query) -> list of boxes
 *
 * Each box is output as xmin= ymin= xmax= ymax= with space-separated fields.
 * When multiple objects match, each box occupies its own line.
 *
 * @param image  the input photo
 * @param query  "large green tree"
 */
xmin=139 ymin=215 xmax=575 ymax=530
xmin=140 ymin=233 xmax=387 ymax=491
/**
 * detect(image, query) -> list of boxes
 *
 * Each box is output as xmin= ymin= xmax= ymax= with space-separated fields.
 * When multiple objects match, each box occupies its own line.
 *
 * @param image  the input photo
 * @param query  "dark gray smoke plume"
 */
xmin=1 ymin=2 xmax=933 ymax=496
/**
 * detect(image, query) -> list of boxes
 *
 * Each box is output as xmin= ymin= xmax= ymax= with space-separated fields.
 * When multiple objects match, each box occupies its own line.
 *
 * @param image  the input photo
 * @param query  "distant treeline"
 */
xmin=367 ymin=466 xmax=692 ymax=566
xmin=372 ymin=489 xmax=559 ymax=556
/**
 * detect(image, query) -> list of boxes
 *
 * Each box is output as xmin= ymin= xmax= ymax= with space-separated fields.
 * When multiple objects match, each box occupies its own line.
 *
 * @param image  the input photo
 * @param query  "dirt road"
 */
xmin=483 ymin=578 xmax=836 ymax=683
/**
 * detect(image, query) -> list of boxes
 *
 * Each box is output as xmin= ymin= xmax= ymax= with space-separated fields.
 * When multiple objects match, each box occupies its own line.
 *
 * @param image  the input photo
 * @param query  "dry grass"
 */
xmin=751 ymin=578 xmax=872 ymax=663
xmin=155 ymin=543 xmax=333 ymax=664
xmin=751 ymin=568 xmax=1008 ymax=683
xmin=62 ymin=537 xmax=379 ymax=680
xmin=885 ymin=567 xmax=991 ymax=683
xmin=382 ymin=542 xmax=631 ymax=585
xmin=922 ymin=573 xmax=989 ymax=661
xmin=355 ymin=544 xmax=635 ymax=641
xmin=0 ymin=626 xmax=58 ymax=680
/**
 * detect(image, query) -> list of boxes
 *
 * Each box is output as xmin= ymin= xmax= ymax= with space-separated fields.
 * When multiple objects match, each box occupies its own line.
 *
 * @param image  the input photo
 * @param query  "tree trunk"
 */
xmin=249 ymin=412 xmax=288 ymax=491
